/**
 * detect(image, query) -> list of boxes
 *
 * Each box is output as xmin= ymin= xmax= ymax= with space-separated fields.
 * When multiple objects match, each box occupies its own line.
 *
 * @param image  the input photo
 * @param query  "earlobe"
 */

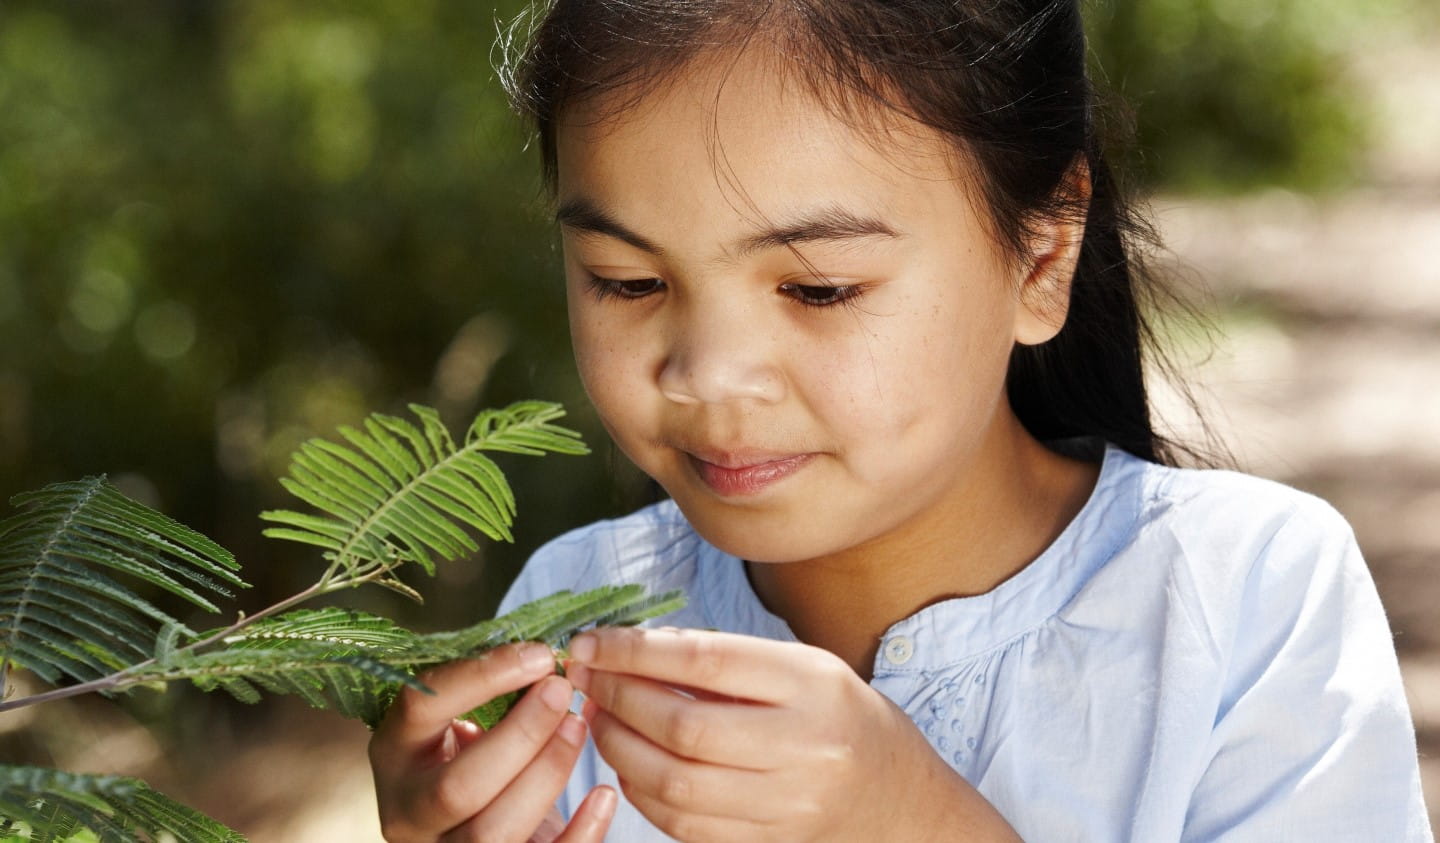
xmin=1013 ymin=163 xmax=1090 ymax=346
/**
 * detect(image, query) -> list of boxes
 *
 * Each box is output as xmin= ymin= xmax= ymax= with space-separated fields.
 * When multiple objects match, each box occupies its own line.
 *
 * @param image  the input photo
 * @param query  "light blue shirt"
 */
xmin=499 ymin=445 xmax=1431 ymax=841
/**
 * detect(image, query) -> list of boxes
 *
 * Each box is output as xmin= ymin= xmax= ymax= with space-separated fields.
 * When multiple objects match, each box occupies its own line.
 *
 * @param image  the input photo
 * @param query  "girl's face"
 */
xmin=554 ymin=51 xmax=1070 ymax=565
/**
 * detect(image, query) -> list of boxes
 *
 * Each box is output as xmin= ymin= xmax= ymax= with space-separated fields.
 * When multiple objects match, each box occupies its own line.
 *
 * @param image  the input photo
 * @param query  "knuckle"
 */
xmin=812 ymin=648 xmax=852 ymax=685
xmin=611 ymin=625 xmax=645 ymax=663
xmin=812 ymin=722 xmax=857 ymax=767
xmin=424 ymin=769 xmax=476 ymax=821
xmin=657 ymin=810 xmax=701 ymax=843
xmin=793 ymin=794 xmax=825 ymax=824
xmin=679 ymin=630 xmax=727 ymax=685
xmin=663 ymin=706 xmax=708 ymax=756
xmin=489 ymin=642 xmax=526 ymax=674
xmin=513 ymin=702 xmax=561 ymax=747
xmin=656 ymin=768 xmax=695 ymax=807
xmin=390 ymin=685 xmax=437 ymax=731
xmin=584 ymin=670 xmax=614 ymax=709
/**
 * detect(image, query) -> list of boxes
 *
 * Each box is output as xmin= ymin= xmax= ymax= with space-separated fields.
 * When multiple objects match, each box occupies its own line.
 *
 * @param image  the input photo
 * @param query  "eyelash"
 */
xmin=585 ymin=275 xmax=663 ymax=302
xmin=584 ymin=275 xmax=864 ymax=310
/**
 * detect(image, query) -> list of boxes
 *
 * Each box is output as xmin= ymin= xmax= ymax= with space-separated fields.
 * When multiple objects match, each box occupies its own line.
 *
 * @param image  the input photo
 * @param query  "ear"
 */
xmin=1013 ymin=162 xmax=1089 ymax=346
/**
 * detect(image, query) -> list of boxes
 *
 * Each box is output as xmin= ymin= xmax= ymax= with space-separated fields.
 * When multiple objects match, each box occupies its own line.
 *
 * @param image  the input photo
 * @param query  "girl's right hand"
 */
xmin=368 ymin=641 xmax=616 ymax=842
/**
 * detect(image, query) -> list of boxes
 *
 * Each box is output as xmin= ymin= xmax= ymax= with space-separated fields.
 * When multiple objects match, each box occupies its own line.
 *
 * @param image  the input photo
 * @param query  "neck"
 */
xmin=744 ymin=415 xmax=1098 ymax=678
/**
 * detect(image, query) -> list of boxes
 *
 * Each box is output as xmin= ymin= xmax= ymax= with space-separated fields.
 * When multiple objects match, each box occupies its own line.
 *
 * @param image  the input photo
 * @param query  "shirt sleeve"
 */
xmin=1182 ymin=499 xmax=1431 ymax=841
xmin=496 ymin=543 xmax=556 ymax=615
xmin=496 ymin=525 xmax=602 ymax=615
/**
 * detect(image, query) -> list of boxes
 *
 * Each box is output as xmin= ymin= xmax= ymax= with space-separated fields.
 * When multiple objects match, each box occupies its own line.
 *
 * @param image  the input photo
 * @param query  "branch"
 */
xmin=0 ymin=573 xmax=358 ymax=713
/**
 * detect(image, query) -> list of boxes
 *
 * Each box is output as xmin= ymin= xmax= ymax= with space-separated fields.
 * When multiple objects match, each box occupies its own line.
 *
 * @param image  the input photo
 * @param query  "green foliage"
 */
xmin=0 ymin=765 xmax=244 ymax=843
xmin=1086 ymin=0 xmax=1365 ymax=191
xmin=0 ymin=402 xmax=687 ymax=839
xmin=137 ymin=586 xmax=686 ymax=728
xmin=261 ymin=401 xmax=586 ymax=578
xmin=0 ymin=476 xmax=246 ymax=692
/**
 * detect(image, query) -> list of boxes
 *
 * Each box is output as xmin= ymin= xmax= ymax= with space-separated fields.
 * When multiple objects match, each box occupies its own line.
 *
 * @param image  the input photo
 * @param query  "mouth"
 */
xmin=685 ymin=451 xmax=816 ymax=497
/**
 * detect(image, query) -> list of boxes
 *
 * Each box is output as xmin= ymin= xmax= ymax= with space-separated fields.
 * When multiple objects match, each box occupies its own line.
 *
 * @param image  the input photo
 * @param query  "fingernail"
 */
xmin=520 ymin=643 xmax=554 ymax=673
xmin=594 ymin=786 xmax=617 ymax=820
xmin=538 ymin=676 xmax=572 ymax=712
xmin=439 ymin=724 xmax=459 ymax=763
xmin=581 ymin=697 xmax=599 ymax=723
xmin=556 ymin=713 xmax=586 ymax=747
xmin=566 ymin=663 xmax=591 ymax=693
xmin=569 ymin=633 xmax=596 ymax=662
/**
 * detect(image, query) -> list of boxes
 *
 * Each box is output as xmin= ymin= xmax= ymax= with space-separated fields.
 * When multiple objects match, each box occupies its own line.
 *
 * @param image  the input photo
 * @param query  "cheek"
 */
xmin=569 ymin=304 xmax=658 ymax=447
xmin=813 ymin=286 xmax=1015 ymax=457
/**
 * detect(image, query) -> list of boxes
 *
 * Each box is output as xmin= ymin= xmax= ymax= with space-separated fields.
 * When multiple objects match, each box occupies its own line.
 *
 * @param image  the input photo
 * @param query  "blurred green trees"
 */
xmin=0 ymin=0 xmax=1379 ymax=633
xmin=1087 ymin=0 xmax=1381 ymax=190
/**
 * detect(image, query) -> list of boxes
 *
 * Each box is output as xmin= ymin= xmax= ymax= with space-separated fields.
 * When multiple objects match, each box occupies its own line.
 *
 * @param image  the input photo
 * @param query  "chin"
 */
xmin=676 ymin=502 xmax=845 ymax=564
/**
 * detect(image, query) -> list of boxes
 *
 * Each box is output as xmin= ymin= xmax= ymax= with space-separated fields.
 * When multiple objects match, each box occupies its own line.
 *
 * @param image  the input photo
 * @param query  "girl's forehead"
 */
xmin=552 ymin=46 xmax=970 ymax=216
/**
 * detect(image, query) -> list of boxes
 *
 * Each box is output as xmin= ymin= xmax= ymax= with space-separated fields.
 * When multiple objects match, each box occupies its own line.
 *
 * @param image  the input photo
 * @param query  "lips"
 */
xmin=687 ymin=451 xmax=816 ymax=497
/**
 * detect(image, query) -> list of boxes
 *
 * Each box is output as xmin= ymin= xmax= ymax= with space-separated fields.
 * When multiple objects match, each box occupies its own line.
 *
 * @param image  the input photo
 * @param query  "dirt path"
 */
xmin=1155 ymin=190 xmax=1440 ymax=823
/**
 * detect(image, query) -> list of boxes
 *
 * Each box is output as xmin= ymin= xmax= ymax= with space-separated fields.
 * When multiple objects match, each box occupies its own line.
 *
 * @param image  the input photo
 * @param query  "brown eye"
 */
xmin=780 ymin=282 xmax=862 ymax=308
xmin=587 ymin=275 xmax=665 ymax=301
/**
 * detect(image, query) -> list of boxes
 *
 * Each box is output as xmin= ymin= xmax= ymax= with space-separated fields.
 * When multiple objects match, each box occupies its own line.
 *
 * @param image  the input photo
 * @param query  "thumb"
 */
xmin=552 ymin=786 xmax=617 ymax=843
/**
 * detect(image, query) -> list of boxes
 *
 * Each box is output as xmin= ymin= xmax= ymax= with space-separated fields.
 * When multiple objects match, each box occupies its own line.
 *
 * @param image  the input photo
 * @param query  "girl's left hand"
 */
xmin=564 ymin=626 xmax=1022 ymax=842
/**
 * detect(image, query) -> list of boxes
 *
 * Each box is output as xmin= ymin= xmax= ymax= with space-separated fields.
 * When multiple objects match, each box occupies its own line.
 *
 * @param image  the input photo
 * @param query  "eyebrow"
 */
xmin=555 ymin=197 xmax=902 ymax=259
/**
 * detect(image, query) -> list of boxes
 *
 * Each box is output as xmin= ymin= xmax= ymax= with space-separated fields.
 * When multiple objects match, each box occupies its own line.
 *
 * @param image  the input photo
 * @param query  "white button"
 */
xmin=883 ymin=635 xmax=914 ymax=665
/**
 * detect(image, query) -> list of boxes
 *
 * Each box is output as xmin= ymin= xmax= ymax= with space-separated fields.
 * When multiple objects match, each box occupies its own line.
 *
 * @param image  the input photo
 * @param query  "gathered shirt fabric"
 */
xmin=498 ymin=445 xmax=1432 ymax=841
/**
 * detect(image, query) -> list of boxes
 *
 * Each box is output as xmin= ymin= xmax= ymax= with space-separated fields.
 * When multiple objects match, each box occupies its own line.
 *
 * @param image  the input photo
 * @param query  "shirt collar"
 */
xmin=695 ymin=443 xmax=1146 ymax=672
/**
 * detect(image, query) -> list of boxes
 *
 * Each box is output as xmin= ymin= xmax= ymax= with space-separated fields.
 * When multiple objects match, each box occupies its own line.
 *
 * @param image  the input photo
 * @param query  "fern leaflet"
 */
xmin=260 ymin=401 xmax=586 ymax=578
xmin=126 ymin=586 xmax=686 ymax=728
xmin=0 ymin=476 xmax=246 ymax=694
xmin=0 ymin=764 xmax=245 ymax=842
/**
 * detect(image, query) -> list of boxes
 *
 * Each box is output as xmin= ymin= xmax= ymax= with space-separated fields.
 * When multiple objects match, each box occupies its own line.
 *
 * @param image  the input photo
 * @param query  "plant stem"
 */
xmin=0 ymin=566 xmax=387 ymax=714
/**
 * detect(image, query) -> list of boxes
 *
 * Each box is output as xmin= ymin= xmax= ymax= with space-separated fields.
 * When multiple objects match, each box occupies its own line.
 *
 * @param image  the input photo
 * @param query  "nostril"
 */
xmin=657 ymin=327 xmax=786 ymax=406
xmin=660 ymin=383 xmax=703 ymax=405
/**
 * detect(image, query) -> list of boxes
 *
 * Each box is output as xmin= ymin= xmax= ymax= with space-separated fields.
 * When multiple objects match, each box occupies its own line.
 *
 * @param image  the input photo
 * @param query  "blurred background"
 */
xmin=0 ymin=0 xmax=1435 ymax=837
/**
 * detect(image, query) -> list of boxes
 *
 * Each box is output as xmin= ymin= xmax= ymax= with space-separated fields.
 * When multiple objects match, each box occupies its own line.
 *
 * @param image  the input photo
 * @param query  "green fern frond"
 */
xmin=260 ymin=401 xmax=587 ymax=579
xmin=434 ymin=585 xmax=687 ymax=658
xmin=0 ymin=476 xmax=246 ymax=691
xmin=222 ymin=607 xmax=416 ymax=652
xmin=0 ymin=764 xmax=244 ymax=842
xmin=116 ymin=586 xmax=686 ymax=729
xmin=131 ymin=615 xmax=428 ymax=724
xmin=406 ymin=585 xmax=687 ymax=729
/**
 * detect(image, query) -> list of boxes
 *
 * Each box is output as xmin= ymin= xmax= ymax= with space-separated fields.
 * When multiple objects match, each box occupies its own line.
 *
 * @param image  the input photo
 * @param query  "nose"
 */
xmin=657 ymin=304 xmax=785 ymax=406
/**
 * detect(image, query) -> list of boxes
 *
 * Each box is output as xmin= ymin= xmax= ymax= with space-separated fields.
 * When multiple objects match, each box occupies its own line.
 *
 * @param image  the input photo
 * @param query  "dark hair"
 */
xmin=499 ymin=0 xmax=1220 ymax=468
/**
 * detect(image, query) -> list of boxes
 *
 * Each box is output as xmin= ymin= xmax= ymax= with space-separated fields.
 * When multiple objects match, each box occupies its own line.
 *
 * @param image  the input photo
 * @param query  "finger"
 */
xmin=623 ymin=782 xmax=775 ymax=843
xmin=569 ymin=664 xmax=777 ymax=769
xmin=375 ymin=642 xmax=558 ymax=758
xmin=553 ymin=787 xmax=618 ymax=843
xmin=443 ymin=713 xmax=589 ymax=843
xmin=450 ymin=718 xmax=483 ymax=754
xmin=411 ymin=674 xmax=577 ymax=824
xmin=568 ymin=626 xmax=827 ymax=703
xmin=587 ymin=706 xmax=783 ymax=821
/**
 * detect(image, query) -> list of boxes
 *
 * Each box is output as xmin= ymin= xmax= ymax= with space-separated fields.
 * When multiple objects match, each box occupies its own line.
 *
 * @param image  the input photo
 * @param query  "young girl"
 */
xmin=368 ymin=1 xmax=1432 ymax=839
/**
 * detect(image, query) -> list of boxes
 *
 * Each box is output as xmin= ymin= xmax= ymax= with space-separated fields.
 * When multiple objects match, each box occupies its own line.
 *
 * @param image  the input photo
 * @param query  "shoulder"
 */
xmin=1111 ymin=457 xmax=1430 ymax=839
xmin=497 ymin=499 xmax=708 ymax=614
xmin=1086 ymin=448 xmax=1374 ymax=656
xmin=1137 ymin=452 xmax=1353 ymax=543
xmin=1114 ymin=448 xmax=1360 ymax=585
